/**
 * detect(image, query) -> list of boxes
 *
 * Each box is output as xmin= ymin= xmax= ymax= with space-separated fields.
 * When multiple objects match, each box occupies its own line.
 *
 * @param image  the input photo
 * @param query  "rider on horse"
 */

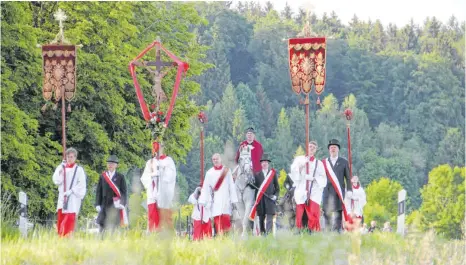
xmin=235 ymin=127 xmax=263 ymax=174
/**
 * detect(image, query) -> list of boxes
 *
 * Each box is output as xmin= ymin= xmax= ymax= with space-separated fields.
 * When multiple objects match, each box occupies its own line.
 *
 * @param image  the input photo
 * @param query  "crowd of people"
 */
xmin=51 ymin=127 xmax=394 ymax=238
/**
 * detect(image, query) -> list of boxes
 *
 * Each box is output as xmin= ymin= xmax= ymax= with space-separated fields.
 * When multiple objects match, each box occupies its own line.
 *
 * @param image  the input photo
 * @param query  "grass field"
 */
xmin=1 ymin=227 xmax=464 ymax=265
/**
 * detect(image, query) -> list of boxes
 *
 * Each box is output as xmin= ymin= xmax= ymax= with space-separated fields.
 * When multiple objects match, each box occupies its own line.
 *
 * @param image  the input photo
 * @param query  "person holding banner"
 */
xmin=95 ymin=155 xmax=128 ymax=232
xmin=290 ymin=141 xmax=327 ymax=232
xmin=188 ymin=184 xmax=212 ymax=241
xmin=52 ymin=147 xmax=87 ymax=237
xmin=322 ymin=139 xmax=352 ymax=232
xmin=140 ymin=144 xmax=177 ymax=232
xmin=198 ymin=153 xmax=238 ymax=236
xmin=248 ymin=154 xmax=279 ymax=235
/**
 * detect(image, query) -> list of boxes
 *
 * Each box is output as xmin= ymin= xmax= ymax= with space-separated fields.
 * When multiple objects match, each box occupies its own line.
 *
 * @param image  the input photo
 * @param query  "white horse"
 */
xmin=232 ymin=145 xmax=257 ymax=237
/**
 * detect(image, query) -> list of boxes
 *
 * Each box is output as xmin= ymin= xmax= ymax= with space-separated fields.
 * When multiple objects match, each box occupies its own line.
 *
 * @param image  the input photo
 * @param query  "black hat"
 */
xmin=260 ymin=153 xmax=271 ymax=162
xmin=107 ymin=155 xmax=119 ymax=164
xmin=245 ymin=127 xmax=255 ymax=133
xmin=327 ymin=139 xmax=340 ymax=149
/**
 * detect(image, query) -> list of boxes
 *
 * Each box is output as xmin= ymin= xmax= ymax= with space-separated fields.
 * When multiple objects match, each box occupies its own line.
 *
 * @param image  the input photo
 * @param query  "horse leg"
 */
xmin=243 ymin=187 xmax=256 ymax=236
xmin=235 ymin=186 xmax=246 ymax=237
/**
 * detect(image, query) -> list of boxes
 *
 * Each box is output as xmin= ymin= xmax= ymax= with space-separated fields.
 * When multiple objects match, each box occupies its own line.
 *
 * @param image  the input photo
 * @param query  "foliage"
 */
xmin=364 ymin=177 xmax=404 ymax=226
xmin=418 ymin=165 xmax=465 ymax=239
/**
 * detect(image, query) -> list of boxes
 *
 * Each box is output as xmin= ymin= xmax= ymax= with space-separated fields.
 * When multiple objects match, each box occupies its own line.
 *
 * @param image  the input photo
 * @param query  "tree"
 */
xmin=418 ymin=165 xmax=465 ymax=239
xmin=364 ymin=177 xmax=404 ymax=226
xmin=280 ymin=2 xmax=292 ymax=20
xmin=270 ymin=108 xmax=293 ymax=171
xmin=435 ymin=128 xmax=465 ymax=167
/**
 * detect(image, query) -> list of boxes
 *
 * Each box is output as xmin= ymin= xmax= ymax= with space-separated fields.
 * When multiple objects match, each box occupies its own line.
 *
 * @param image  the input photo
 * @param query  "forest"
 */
xmin=1 ymin=1 xmax=464 ymax=239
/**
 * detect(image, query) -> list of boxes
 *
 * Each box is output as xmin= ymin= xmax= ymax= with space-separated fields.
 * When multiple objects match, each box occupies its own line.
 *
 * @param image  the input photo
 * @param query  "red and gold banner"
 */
xmin=288 ymin=37 xmax=326 ymax=95
xmin=42 ymin=45 xmax=77 ymax=101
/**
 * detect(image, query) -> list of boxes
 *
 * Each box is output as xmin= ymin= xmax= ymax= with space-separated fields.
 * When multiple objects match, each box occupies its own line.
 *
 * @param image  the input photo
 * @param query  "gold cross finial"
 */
xmin=52 ymin=9 xmax=70 ymax=44
xmin=298 ymin=1 xmax=315 ymax=37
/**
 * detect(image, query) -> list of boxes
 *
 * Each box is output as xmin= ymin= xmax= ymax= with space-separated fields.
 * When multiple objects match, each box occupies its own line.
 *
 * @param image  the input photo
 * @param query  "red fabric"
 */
xmin=147 ymin=203 xmax=160 ymax=232
xmin=288 ymin=37 xmax=326 ymax=95
xmin=352 ymin=184 xmax=360 ymax=189
xmin=65 ymin=163 xmax=75 ymax=168
xmin=295 ymin=201 xmax=321 ymax=231
xmin=193 ymin=219 xmax=212 ymax=241
xmin=347 ymin=125 xmax=353 ymax=177
xmin=213 ymin=167 xmax=228 ymax=191
xmin=213 ymin=165 xmax=223 ymax=170
xmin=235 ymin=140 xmax=263 ymax=173
xmin=309 ymin=156 xmax=315 ymax=162
xmin=249 ymin=168 xmax=276 ymax=220
xmin=159 ymin=154 xmax=167 ymax=160
xmin=57 ymin=209 xmax=76 ymax=237
xmin=159 ymin=208 xmax=172 ymax=229
xmin=213 ymin=214 xmax=231 ymax=235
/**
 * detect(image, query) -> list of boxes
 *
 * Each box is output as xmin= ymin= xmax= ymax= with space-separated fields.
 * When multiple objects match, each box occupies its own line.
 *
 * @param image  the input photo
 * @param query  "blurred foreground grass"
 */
xmin=2 ymin=228 xmax=464 ymax=265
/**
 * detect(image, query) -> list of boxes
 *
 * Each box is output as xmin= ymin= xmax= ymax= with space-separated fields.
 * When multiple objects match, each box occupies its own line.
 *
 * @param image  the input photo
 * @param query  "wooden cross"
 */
xmin=133 ymin=37 xmax=176 ymax=109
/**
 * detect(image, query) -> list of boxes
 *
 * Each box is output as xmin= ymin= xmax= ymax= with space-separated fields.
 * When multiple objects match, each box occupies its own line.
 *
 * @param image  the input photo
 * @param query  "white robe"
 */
xmin=52 ymin=164 xmax=87 ymax=214
xmin=140 ymin=156 xmax=177 ymax=209
xmin=290 ymin=156 xmax=327 ymax=205
xmin=344 ymin=186 xmax=367 ymax=217
xmin=198 ymin=166 xmax=238 ymax=217
xmin=188 ymin=192 xmax=211 ymax=223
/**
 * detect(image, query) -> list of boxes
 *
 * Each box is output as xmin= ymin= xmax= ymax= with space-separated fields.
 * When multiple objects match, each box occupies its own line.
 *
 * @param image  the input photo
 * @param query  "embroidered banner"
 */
xmin=288 ymin=38 xmax=326 ymax=95
xmin=42 ymin=45 xmax=76 ymax=101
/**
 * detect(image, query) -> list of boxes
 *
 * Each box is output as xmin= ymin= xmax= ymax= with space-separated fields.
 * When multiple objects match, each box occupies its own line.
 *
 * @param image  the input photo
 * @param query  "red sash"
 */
xmin=213 ymin=167 xmax=229 ymax=191
xmin=102 ymin=172 xmax=129 ymax=227
xmin=321 ymin=160 xmax=352 ymax=228
xmin=248 ymin=168 xmax=276 ymax=220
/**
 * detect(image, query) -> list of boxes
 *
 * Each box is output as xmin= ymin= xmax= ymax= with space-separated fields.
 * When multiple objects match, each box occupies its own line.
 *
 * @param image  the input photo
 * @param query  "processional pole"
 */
xmin=287 ymin=8 xmax=327 ymax=203
xmin=38 ymin=9 xmax=81 ymax=207
xmin=198 ymin=112 xmax=207 ymax=185
xmin=344 ymin=108 xmax=354 ymax=177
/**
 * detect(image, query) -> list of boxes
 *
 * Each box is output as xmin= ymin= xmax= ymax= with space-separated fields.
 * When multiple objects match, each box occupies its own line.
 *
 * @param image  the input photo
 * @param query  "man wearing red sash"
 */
xmin=140 ymin=144 xmax=177 ymax=231
xmin=188 ymin=184 xmax=212 ymax=240
xmin=322 ymin=139 xmax=352 ymax=232
xmin=52 ymin=147 xmax=87 ymax=237
xmin=198 ymin=153 xmax=238 ymax=236
xmin=290 ymin=141 xmax=327 ymax=232
xmin=95 ymin=155 xmax=128 ymax=232
xmin=248 ymin=154 xmax=279 ymax=235
xmin=235 ymin=127 xmax=263 ymax=174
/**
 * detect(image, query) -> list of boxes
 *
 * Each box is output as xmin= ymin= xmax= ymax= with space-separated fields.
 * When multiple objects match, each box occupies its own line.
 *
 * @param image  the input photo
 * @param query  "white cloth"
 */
xmin=140 ymin=156 xmax=177 ymax=209
xmin=198 ymin=166 xmax=238 ymax=217
xmin=330 ymin=156 xmax=338 ymax=165
xmin=344 ymin=186 xmax=367 ymax=217
xmin=188 ymin=192 xmax=211 ymax=223
xmin=290 ymin=156 xmax=327 ymax=205
xmin=52 ymin=164 xmax=87 ymax=214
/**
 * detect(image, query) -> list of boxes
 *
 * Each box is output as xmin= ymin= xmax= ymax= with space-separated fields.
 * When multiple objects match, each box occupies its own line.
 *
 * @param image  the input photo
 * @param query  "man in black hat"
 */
xmin=248 ymin=153 xmax=279 ymax=235
xmin=235 ymin=127 xmax=264 ymax=174
xmin=95 ymin=155 xmax=128 ymax=232
xmin=321 ymin=139 xmax=352 ymax=232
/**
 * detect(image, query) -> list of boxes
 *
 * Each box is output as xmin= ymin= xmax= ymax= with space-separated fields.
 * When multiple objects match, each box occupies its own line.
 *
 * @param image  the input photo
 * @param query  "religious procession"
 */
xmin=4 ymin=2 xmax=464 ymax=264
xmin=45 ymin=7 xmax=371 ymax=239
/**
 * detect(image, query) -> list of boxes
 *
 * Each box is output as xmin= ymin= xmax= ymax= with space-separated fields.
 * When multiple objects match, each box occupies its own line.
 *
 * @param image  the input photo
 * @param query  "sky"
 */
xmin=230 ymin=0 xmax=465 ymax=27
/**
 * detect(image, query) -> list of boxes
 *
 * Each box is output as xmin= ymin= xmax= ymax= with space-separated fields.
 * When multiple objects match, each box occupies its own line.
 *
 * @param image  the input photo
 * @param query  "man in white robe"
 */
xmin=52 ymin=147 xmax=87 ymax=237
xmin=198 ymin=153 xmax=238 ymax=235
xmin=290 ymin=141 xmax=327 ymax=232
xmin=140 ymin=144 xmax=177 ymax=231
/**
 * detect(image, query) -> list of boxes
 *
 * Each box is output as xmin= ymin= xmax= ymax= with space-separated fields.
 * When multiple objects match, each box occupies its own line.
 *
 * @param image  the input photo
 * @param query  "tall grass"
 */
xmin=2 ymin=228 xmax=464 ymax=265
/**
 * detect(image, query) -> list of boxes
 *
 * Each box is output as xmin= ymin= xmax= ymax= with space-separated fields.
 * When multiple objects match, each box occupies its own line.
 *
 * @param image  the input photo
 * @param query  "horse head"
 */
xmin=236 ymin=145 xmax=254 ymax=183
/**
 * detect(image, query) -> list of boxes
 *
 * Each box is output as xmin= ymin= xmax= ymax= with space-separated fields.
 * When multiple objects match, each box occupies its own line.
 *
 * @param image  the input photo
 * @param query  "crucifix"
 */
xmin=132 ymin=36 xmax=176 ymax=109
xmin=51 ymin=8 xmax=71 ymax=44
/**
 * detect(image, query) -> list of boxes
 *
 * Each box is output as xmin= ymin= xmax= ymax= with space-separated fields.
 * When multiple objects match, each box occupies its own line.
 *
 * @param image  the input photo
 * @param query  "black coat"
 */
xmin=95 ymin=172 xmax=127 ymax=227
xmin=322 ymin=157 xmax=352 ymax=212
xmin=252 ymin=170 xmax=280 ymax=215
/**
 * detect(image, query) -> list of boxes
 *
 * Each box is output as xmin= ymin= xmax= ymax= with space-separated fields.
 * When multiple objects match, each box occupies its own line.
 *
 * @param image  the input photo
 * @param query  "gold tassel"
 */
xmin=52 ymin=103 xmax=58 ymax=110
xmin=67 ymin=103 xmax=71 ymax=112
xmin=316 ymin=96 xmax=321 ymax=106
